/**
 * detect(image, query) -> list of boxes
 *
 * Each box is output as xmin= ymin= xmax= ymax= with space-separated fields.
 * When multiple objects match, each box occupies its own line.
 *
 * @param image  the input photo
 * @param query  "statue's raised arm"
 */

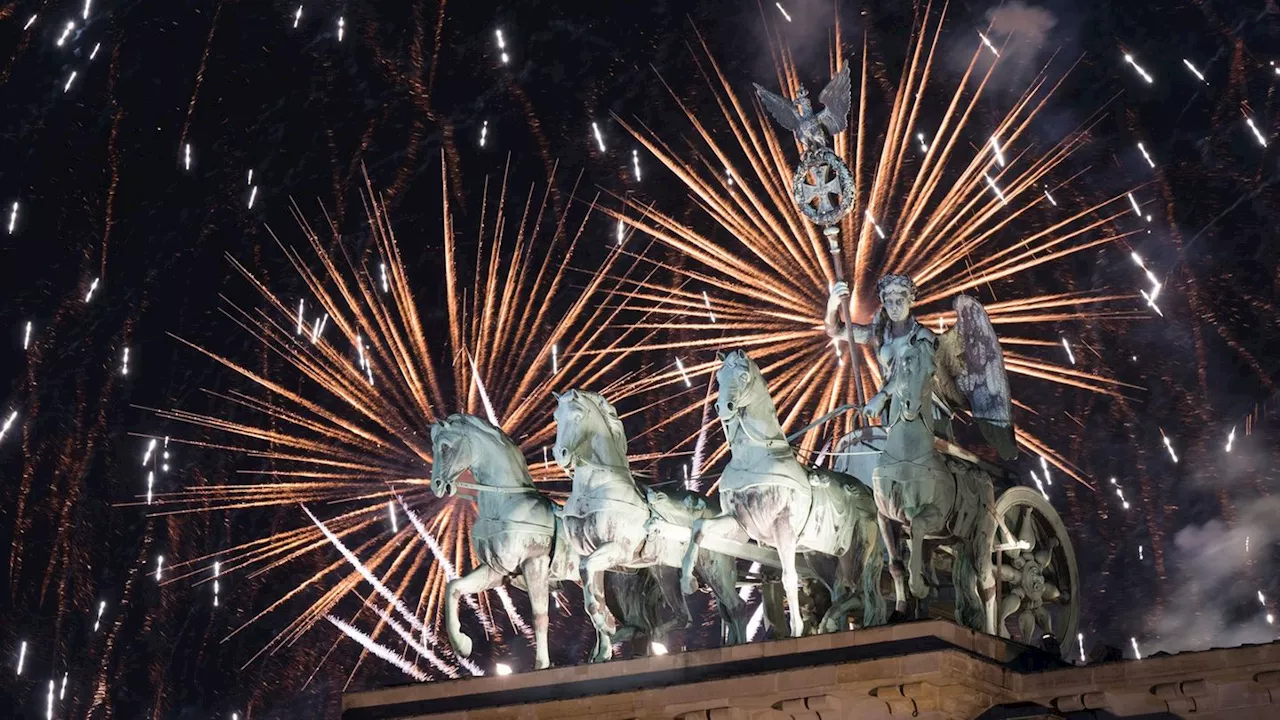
xmin=934 ymin=295 xmax=1017 ymax=460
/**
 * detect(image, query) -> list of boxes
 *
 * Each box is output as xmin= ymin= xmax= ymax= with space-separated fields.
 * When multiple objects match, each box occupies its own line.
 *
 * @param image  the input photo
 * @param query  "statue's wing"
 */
xmin=934 ymin=295 xmax=1018 ymax=459
xmin=816 ymin=63 xmax=852 ymax=134
xmin=753 ymin=83 xmax=803 ymax=131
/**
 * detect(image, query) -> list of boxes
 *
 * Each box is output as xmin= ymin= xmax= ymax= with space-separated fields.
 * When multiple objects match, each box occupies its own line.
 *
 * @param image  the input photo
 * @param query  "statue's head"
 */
xmin=430 ymin=416 xmax=474 ymax=498
xmin=794 ymin=86 xmax=813 ymax=117
xmin=876 ymin=274 xmax=917 ymax=323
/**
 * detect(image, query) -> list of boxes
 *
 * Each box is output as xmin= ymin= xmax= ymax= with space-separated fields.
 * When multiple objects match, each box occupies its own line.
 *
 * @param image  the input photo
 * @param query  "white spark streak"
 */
xmin=591 ymin=121 xmax=606 ymax=152
xmin=1126 ymin=192 xmax=1149 ymax=221
xmin=1130 ymin=637 xmax=1141 ymax=659
xmin=1139 ymin=544 xmax=1144 ymax=560
xmin=632 ymin=148 xmax=641 ymax=181
xmin=1137 ymin=142 xmax=1155 ymax=168
xmin=387 ymin=501 xmax=398 ymax=532
xmin=479 ymin=120 xmax=488 ymax=147
xmin=46 ymin=679 xmax=53 ymax=720
xmin=1029 ymin=470 xmax=1049 ymax=499
xmin=495 ymin=585 xmax=532 ymax=638
xmin=64 ymin=71 xmax=76 ymax=92
xmin=16 ymin=641 xmax=26 ymax=675
xmin=8 ymin=201 xmax=17 ymax=234
xmin=675 ymin=357 xmax=692 ymax=388
xmin=336 ymin=16 xmax=344 ymax=42
xmin=398 ymin=497 xmax=487 ymax=624
xmin=1110 ymin=478 xmax=1130 ymax=510
xmin=1182 ymin=58 xmax=1206 ymax=83
xmin=303 ymin=505 xmax=482 ymax=674
xmin=1038 ymin=455 xmax=1053 ymax=486
xmin=213 ymin=560 xmax=220 ymax=607
xmin=142 ymin=438 xmax=157 ymax=466
xmin=1160 ymin=429 xmax=1179 ymax=463
xmin=247 ymin=169 xmax=253 ymax=186
xmin=1245 ymin=116 xmax=1268 ymax=147
xmin=983 ymin=174 xmax=1007 ymax=205
xmin=379 ymin=263 xmax=389 ymax=293
xmin=155 ymin=555 xmax=164 ymax=581
xmin=247 ymin=186 xmax=258 ymax=208
xmin=916 ymin=132 xmax=929 ymax=152
xmin=146 ymin=471 xmax=154 ymax=505
xmin=1226 ymin=426 xmax=1236 ymax=452
xmin=56 ymin=21 xmax=75 ymax=47
xmin=23 ymin=322 xmax=32 ymax=350
xmin=1043 ymin=189 xmax=1058 ymax=206
xmin=725 ymin=167 xmax=734 ymax=186
xmin=184 ymin=143 xmax=191 ymax=170
xmin=326 ymin=616 xmax=430 ymax=681
xmin=978 ymin=32 xmax=999 ymax=57
xmin=702 ymin=291 xmax=716 ymax=323
xmin=93 ymin=601 xmax=105 ymax=632
xmin=1060 ymin=338 xmax=1075 ymax=365
xmin=775 ymin=2 xmax=792 ymax=22
xmin=83 ymin=0 xmax=92 ymax=20
xmin=989 ymin=136 xmax=1006 ymax=166
xmin=310 ymin=313 xmax=329 ymax=344
xmin=121 ymin=346 xmax=129 ymax=376
xmin=24 ymin=15 xmax=37 ymax=30
xmin=551 ymin=344 xmax=559 ymax=374
xmin=0 ymin=411 xmax=19 ymax=443
xmin=1077 ymin=632 xmax=1085 ymax=663
xmin=1123 ymin=53 xmax=1154 ymax=84
xmin=465 ymin=351 xmax=499 ymax=428
xmin=59 ymin=672 xmax=67 ymax=700
xmin=293 ymin=5 xmax=303 ymax=28
xmin=864 ymin=210 xmax=887 ymax=239
xmin=89 ymin=42 xmax=100 ymax=60
xmin=615 ymin=218 xmax=625 ymax=246
xmin=295 ymin=299 xmax=305 ymax=335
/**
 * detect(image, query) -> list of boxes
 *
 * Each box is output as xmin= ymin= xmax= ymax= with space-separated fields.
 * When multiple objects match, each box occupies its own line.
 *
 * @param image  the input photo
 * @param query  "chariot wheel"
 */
xmin=986 ymin=486 xmax=1080 ymax=656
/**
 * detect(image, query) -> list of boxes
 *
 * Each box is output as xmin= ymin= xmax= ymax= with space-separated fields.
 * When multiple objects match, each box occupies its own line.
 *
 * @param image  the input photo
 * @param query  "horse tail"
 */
xmin=860 ymin=518 xmax=888 ymax=627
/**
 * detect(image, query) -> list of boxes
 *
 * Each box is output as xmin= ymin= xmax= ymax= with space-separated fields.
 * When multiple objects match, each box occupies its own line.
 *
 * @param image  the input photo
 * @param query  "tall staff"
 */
xmin=754 ymin=64 xmax=863 ymax=405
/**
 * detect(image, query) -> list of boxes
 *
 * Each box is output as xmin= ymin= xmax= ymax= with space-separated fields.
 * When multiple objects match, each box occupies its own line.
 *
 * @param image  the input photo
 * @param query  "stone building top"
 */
xmin=341 ymin=620 xmax=1280 ymax=719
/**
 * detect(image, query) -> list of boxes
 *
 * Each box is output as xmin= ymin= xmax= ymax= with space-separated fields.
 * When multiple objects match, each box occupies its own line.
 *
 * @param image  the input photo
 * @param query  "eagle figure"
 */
xmin=753 ymin=64 xmax=852 ymax=153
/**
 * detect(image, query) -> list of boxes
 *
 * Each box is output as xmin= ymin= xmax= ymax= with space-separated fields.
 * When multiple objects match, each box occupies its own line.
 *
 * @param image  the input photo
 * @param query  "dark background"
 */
xmin=0 ymin=0 xmax=1277 ymax=716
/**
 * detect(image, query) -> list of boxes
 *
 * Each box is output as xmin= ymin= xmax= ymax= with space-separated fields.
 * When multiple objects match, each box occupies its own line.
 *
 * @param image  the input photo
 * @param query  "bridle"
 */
xmin=719 ymin=366 xmax=790 ymax=454
xmin=434 ymin=438 xmax=540 ymax=497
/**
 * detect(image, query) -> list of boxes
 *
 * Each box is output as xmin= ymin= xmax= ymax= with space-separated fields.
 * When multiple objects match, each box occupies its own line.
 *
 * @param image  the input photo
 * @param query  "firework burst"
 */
xmin=604 ymin=10 xmax=1147 ymax=484
xmin=145 ymin=160 xmax=652 ymax=681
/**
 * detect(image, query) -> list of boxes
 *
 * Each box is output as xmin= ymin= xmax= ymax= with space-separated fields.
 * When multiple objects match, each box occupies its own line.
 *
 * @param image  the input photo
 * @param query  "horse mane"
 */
xmin=574 ymin=391 xmax=628 ymax=452
xmin=444 ymin=413 xmax=521 ymax=453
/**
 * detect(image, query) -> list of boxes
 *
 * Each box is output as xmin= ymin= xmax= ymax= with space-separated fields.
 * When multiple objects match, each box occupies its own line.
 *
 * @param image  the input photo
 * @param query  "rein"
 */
xmin=451 ymin=479 xmax=541 ymax=496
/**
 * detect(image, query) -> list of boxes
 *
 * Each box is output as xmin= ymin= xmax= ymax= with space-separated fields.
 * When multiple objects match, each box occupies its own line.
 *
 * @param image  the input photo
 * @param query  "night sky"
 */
xmin=1 ymin=0 xmax=1279 ymax=717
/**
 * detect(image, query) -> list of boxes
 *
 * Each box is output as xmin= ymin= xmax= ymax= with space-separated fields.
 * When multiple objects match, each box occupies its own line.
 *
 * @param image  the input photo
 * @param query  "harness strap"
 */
xmin=453 ymin=480 xmax=541 ymax=496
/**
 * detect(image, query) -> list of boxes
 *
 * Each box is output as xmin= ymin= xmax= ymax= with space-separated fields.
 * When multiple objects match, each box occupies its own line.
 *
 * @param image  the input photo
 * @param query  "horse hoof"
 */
xmin=455 ymin=634 xmax=473 ymax=658
xmin=888 ymin=610 xmax=910 ymax=624
xmin=681 ymin=577 xmax=698 ymax=595
xmin=534 ymin=656 xmax=550 ymax=671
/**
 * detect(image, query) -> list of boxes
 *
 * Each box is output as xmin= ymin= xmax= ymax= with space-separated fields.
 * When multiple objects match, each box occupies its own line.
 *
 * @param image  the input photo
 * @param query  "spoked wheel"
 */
xmin=986 ymin=487 xmax=1080 ymax=655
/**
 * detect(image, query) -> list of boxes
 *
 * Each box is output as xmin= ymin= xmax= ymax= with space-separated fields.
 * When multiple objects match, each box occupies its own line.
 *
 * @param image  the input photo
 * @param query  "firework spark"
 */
xmin=151 ymin=165 xmax=652 ymax=678
xmin=603 ymin=14 xmax=1140 ymax=483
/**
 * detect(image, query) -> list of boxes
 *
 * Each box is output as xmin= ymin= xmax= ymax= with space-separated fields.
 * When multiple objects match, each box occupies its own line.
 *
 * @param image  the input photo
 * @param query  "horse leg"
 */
xmin=681 ymin=515 xmax=740 ymax=595
xmin=905 ymin=506 xmax=945 ymax=601
xmin=653 ymin=566 xmax=693 ymax=631
xmin=520 ymin=555 xmax=552 ymax=670
xmin=446 ymin=565 xmax=506 ymax=659
xmin=774 ymin=521 xmax=804 ymax=638
xmin=580 ymin=543 xmax=629 ymax=662
xmin=696 ymin=553 xmax=747 ymax=645
xmin=876 ymin=512 xmax=908 ymax=617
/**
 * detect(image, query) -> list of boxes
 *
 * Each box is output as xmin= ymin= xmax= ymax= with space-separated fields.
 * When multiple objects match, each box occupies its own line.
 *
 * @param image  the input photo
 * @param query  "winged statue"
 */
xmin=754 ymin=63 xmax=852 ymax=154
xmin=934 ymin=295 xmax=1017 ymax=460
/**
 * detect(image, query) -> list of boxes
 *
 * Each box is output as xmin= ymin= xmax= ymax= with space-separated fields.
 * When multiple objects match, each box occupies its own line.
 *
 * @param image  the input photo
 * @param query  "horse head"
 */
xmin=714 ymin=349 xmax=764 ymax=421
xmin=430 ymin=415 xmax=473 ymax=498
xmin=431 ymin=413 xmax=525 ymax=497
xmin=552 ymin=389 xmax=628 ymax=471
xmin=890 ymin=335 xmax=937 ymax=424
